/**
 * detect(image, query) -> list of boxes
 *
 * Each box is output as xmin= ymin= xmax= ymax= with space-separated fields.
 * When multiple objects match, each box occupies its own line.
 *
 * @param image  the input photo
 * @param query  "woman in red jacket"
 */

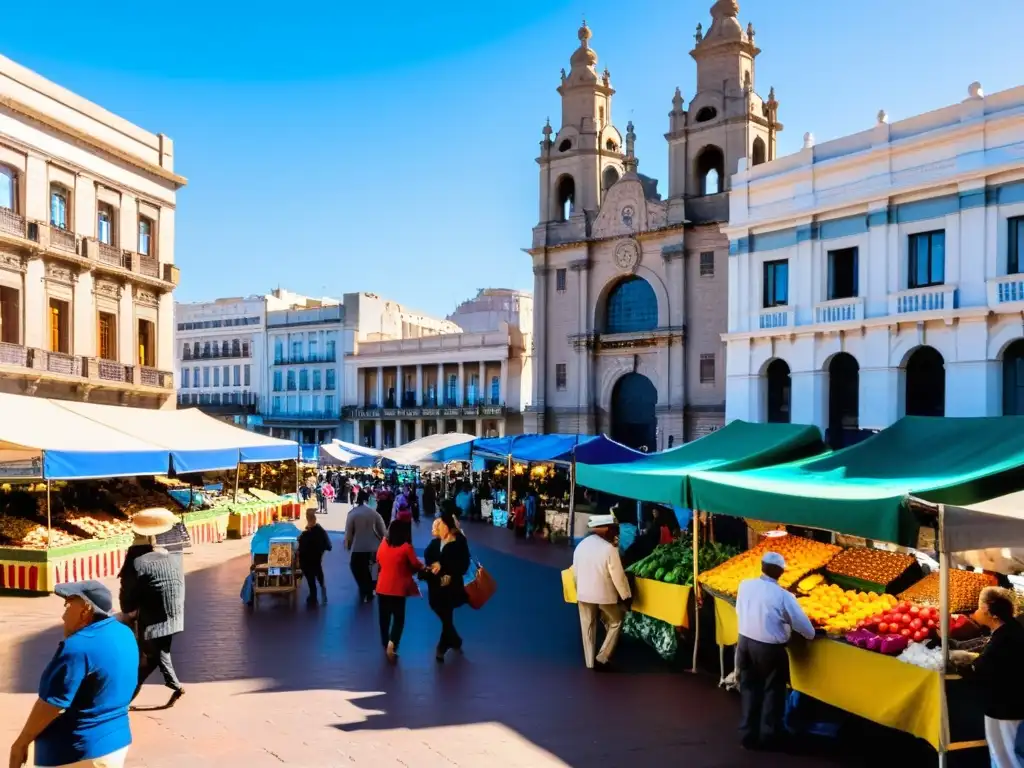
xmin=375 ymin=519 xmax=423 ymax=662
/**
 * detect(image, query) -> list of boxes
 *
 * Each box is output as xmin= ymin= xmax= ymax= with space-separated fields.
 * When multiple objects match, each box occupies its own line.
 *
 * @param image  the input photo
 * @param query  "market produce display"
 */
xmin=626 ymin=540 xmax=739 ymax=585
xmin=0 ymin=517 xmax=79 ymax=549
xmin=897 ymin=643 xmax=944 ymax=671
xmin=699 ymin=534 xmax=841 ymax=597
xmin=898 ymin=569 xmax=998 ymax=613
xmin=64 ymin=512 xmax=132 ymax=540
xmin=859 ymin=601 xmax=941 ymax=644
xmin=796 ymin=583 xmax=899 ymax=635
xmin=825 ymin=546 xmax=916 ymax=586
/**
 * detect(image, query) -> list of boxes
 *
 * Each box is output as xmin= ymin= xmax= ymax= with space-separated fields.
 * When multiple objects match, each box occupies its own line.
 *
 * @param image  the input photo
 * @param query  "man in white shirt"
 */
xmin=735 ymin=551 xmax=816 ymax=750
xmin=572 ymin=514 xmax=632 ymax=671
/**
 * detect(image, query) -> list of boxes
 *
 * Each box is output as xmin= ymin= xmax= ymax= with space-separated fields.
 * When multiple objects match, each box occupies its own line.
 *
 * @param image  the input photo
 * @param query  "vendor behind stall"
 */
xmin=735 ymin=551 xmax=816 ymax=751
xmin=951 ymin=586 xmax=1024 ymax=768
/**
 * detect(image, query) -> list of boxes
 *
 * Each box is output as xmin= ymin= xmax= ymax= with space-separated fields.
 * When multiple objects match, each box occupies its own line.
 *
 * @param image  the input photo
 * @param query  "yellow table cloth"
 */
xmin=709 ymin=597 xmax=941 ymax=749
xmin=561 ymin=569 xmax=690 ymax=628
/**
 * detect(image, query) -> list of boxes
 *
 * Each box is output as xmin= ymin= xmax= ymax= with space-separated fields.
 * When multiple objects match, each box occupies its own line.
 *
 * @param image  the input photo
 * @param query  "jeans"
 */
xmin=736 ymin=635 xmax=789 ymax=747
xmin=377 ymin=595 xmax=407 ymax=648
xmin=134 ymin=635 xmax=181 ymax=698
xmin=350 ymin=552 xmax=374 ymax=600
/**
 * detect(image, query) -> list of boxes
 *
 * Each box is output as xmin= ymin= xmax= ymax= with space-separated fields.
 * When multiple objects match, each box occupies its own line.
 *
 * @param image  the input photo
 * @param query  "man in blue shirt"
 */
xmin=9 ymin=580 xmax=137 ymax=768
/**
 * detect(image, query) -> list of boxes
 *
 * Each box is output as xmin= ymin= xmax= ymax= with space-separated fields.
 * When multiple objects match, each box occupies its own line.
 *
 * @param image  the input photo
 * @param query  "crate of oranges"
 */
xmin=898 ymin=569 xmax=998 ymax=613
xmin=699 ymin=533 xmax=840 ymax=598
xmin=796 ymin=583 xmax=899 ymax=637
xmin=825 ymin=546 xmax=922 ymax=595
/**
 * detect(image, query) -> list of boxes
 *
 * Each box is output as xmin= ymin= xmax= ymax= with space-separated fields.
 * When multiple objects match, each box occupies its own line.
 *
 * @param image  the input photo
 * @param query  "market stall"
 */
xmin=685 ymin=416 xmax=1024 ymax=760
xmin=318 ymin=440 xmax=385 ymax=469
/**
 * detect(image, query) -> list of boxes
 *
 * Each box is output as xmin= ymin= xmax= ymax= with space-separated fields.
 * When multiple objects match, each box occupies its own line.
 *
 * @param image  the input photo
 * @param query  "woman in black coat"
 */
xmin=422 ymin=509 xmax=471 ymax=662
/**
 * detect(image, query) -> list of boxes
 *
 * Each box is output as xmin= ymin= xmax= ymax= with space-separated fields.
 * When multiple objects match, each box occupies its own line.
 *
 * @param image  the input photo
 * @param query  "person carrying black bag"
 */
xmin=421 ymin=509 xmax=471 ymax=662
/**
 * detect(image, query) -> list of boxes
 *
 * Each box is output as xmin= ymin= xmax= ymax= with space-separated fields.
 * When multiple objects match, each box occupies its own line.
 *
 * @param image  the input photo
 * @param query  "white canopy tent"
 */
xmin=939 ymin=490 xmax=1024 ymax=571
xmin=319 ymin=440 xmax=382 ymax=468
xmin=379 ymin=432 xmax=475 ymax=469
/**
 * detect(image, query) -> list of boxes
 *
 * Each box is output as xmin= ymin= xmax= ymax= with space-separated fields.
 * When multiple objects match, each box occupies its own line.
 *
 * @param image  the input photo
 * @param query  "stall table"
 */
xmin=562 ymin=568 xmax=692 ymax=628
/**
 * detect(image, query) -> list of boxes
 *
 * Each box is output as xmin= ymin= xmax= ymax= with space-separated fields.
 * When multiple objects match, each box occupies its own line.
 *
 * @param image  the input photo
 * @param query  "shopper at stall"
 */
xmin=376 ymin=485 xmax=395 ymax=526
xmin=735 ymin=551 xmax=816 ymax=751
xmin=422 ymin=509 xmax=471 ymax=662
xmin=345 ymin=489 xmax=387 ymax=603
xmin=9 ymin=580 xmax=136 ymax=768
xmin=375 ymin=519 xmax=424 ymax=662
xmin=422 ymin=482 xmax=437 ymax=520
xmin=455 ymin=482 xmax=474 ymax=521
xmin=572 ymin=514 xmax=632 ymax=671
xmin=951 ymin=586 xmax=1024 ymax=768
xmin=298 ymin=509 xmax=332 ymax=605
xmin=120 ymin=510 xmax=187 ymax=710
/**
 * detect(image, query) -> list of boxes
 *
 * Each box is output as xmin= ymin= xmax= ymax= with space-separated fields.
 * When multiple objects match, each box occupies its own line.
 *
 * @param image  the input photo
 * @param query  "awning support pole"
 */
xmin=691 ymin=511 xmax=700 ymax=673
xmin=233 ymin=460 xmax=241 ymax=503
xmin=567 ymin=459 xmax=576 ymax=546
xmin=295 ymin=444 xmax=301 ymax=496
xmin=506 ymin=454 xmax=513 ymax=516
xmin=46 ymin=479 xmax=52 ymax=550
xmin=937 ymin=503 xmax=950 ymax=768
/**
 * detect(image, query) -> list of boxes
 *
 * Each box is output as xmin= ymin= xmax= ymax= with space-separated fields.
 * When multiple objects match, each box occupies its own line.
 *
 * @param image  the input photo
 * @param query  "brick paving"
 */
xmin=0 ymin=503 xmax=926 ymax=767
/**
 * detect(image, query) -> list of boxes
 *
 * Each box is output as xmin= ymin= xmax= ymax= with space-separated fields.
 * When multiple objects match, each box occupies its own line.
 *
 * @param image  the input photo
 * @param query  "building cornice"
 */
xmin=0 ymin=95 xmax=187 ymax=188
xmin=527 ymin=222 xmax=687 ymax=256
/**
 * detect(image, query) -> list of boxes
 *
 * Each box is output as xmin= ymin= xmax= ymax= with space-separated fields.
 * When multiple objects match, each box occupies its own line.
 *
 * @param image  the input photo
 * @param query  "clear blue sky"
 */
xmin=3 ymin=1 xmax=1021 ymax=317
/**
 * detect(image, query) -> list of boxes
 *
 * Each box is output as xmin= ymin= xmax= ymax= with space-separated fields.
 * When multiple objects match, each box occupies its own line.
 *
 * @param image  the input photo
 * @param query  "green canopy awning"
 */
xmin=575 ymin=420 xmax=825 ymax=506
xmin=687 ymin=416 xmax=1024 ymax=544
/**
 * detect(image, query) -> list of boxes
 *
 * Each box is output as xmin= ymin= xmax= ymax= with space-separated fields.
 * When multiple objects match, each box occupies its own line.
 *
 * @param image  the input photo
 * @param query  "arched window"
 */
xmin=602 ymin=166 xmax=620 ymax=192
xmin=904 ymin=346 xmax=945 ymax=417
xmin=554 ymin=175 xmax=575 ymax=222
xmin=766 ymin=359 xmax=791 ymax=423
xmin=695 ymin=106 xmax=718 ymax=123
xmin=752 ymin=137 xmax=767 ymax=166
xmin=1003 ymin=340 xmax=1024 ymax=415
xmin=558 ymin=139 xmax=572 ymax=152
xmin=827 ymin=353 xmax=859 ymax=446
xmin=50 ymin=185 xmax=69 ymax=230
xmin=0 ymin=166 xmax=14 ymax=211
xmin=696 ymin=146 xmax=725 ymax=195
xmin=605 ymin=277 xmax=658 ymax=333
xmin=606 ymin=139 xmax=618 ymax=152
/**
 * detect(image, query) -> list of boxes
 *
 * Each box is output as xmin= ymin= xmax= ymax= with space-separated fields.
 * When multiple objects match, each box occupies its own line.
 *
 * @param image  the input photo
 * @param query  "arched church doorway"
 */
xmin=904 ymin=346 xmax=945 ymax=417
xmin=611 ymin=373 xmax=657 ymax=452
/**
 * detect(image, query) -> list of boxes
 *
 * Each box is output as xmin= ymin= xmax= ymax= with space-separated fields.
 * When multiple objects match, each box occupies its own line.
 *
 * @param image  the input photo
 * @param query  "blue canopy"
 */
xmin=573 ymin=435 xmax=645 ymax=466
xmin=250 ymin=521 xmax=302 ymax=556
xmin=471 ymin=433 xmax=629 ymax=465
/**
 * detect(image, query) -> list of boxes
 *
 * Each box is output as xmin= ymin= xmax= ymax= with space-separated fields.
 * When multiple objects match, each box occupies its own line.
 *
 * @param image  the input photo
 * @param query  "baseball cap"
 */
xmin=762 ymin=551 xmax=786 ymax=569
xmin=54 ymin=580 xmax=116 ymax=618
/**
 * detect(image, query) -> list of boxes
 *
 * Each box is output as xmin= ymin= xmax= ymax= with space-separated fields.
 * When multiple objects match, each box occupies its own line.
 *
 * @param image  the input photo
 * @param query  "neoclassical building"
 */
xmin=526 ymin=1 xmax=781 ymax=449
xmin=724 ymin=81 xmax=1024 ymax=444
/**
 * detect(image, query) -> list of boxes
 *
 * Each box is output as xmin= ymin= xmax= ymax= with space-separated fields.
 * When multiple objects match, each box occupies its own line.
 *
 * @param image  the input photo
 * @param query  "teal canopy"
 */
xmin=574 ymin=420 xmax=825 ymax=506
xmin=687 ymin=416 xmax=1024 ymax=545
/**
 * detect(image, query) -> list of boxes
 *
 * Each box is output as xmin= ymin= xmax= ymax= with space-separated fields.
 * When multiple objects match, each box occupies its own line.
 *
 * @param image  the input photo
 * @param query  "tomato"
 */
xmin=926 ymin=619 xmax=936 ymax=629
xmin=857 ymin=620 xmax=866 ymax=629
xmin=900 ymin=602 xmax=912 ymax=613
xmin=879 ymin=622 xmax=889 ymax=633
xmin=901 ymin=613 xmax=912 ymax=625
xmin=910 ymin=618 xmax=923 ymax=631
xmin=909 ymin=606 xmax=920 ymax=616
xmin=913 ymin=630 xmax=925 ymax=642
xmin=900 ymin=628 xmax=912 ymax=637
xmin=918 ymin=607 xmax=931 ymax=620
xmin=870 ymin=614 xmax=882 ymax=625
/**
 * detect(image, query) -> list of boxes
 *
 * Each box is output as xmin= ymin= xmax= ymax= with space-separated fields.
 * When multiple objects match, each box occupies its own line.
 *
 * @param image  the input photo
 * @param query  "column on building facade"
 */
xmin=497 ymin=420 xmax=506 ymax=437
xmin=858 ymin=367 xmax=901 ymax=430
xmin=437 ymin=363 xmax=444 ymax=405
xmin=945 ymin=361 xmax=1000 ymax=417
xmin=789 ymin=370 xmax=828 ymax=435
xmin=572 ymin=261 xmax=591 ymax=424
xmin=456 ymin=418 xmax=464 ymax=434
xmin=23 ymin=260 xmax=45 ymax=349
xmin=374 ymin=419 xmax=383 ymax=449
xmin=500 ymin=358 xmax=508 ymax=406
xmin=415 ymin=365 xmax=424 ymax=406
xmin=73 ymin=271 xmax=95 ymax=357
xmin=395 ymin=365 xmax=402 ymax=407
xmin=376 ymin=366 xmax=384 ymax=407
xmin=118 ymin=286 xmax=134 ymax=363
xmin=436 ymin=418 xmax=444 ymax=435
xmin=478 ymin=361 xmax=485 ymax=405
xmin=531 ymin=266 xmax=547 ymax=412
xmin=415 ymin=419 xmax=423 ymax=439
xmin=456 ymin=362 xmax=465 ymax=406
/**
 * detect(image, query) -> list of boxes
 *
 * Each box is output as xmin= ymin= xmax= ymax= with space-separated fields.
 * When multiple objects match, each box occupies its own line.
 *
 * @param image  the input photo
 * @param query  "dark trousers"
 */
xmin=377 ymin=595 xmax=407 ymax=648
xmin=432 ymin=601 xmax=462 ymax=653
xmin=350 ymin=551 xmax=374 ymax=600
xmin=736 ymin=635 xmax=789 ymax=747
xmin=303 ymin=560 xmax=325 ymax=600
xmin=134 ymin=635 xmax=181 ymax=698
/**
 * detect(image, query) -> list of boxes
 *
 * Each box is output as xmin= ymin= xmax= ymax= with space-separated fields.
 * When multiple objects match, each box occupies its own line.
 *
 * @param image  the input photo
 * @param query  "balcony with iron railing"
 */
xmin=49 ymin=226 xmax=78 ymax=253
xmin=0 ymin=342 xmax=172 ymax=391
xmin=183 ymin=349 xmax=253 ymax=361
xmin=272 ymin=353 xmax=338 ymax=365
xmin=0 ymin=207 xmax=26 ymax=239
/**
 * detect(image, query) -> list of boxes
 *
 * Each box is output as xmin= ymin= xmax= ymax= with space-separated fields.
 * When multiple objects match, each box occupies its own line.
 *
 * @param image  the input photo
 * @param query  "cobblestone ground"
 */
xmin=0 ymin=504 xmax=929 ymax=767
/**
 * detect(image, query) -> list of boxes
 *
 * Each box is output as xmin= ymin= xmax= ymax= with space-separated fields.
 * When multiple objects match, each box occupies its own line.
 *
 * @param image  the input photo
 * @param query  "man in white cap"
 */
xmin=571 ymin=514 xmax=632 ymax=671
xmin=734 ymin=551 xmax=816 ymax=750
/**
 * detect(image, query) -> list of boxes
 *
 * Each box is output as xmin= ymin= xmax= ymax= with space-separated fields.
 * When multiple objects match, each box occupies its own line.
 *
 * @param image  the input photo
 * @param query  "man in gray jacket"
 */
xmin=345 ymin=489 xmax=386 ymax=602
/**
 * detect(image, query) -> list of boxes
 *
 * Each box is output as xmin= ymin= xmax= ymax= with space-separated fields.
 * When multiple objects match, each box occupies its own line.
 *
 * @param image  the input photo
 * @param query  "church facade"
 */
xmin=525 ymin=0 xmax=781 ymax=450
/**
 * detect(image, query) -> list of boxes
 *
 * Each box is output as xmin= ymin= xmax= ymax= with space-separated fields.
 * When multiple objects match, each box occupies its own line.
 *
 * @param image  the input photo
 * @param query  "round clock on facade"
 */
xmin=614 ymin=238 xmax=641 ymax=272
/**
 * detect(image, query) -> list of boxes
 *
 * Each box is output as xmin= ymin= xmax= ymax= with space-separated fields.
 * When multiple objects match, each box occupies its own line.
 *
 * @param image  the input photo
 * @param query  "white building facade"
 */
xmin=0 ymin=54 xmax=183 ymax=409
xmin=174 ymin=297 xmax=264 ymax=426
xmin=724 ymin=82 xmax=1024 ymax=444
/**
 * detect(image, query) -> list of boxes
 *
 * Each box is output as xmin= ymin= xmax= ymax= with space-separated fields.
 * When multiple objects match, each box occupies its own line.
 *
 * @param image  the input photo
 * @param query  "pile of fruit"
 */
xmin=898 ymin=570 xmax=998 ymax=613
xmin=699 ymin=534 xmax=841 ymax=597
xmin=858 ymin=601 xmax=941 ymax=644
xmin=796 ymin=583 xmax=899 ymax=636
xmin=0 ymin=517 xmax=80 ymax=549
xmin=626 ymin=540 xmax=740 ymax=585
xmin=825 ymin=546 xmax=916 ymax=586
xmin=64 ymin=512 xmax=132 ymax=540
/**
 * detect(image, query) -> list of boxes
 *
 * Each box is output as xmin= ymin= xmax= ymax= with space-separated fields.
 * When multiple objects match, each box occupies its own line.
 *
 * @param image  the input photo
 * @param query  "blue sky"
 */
xmin=3 ymin=1 xmax=1021 ymax=318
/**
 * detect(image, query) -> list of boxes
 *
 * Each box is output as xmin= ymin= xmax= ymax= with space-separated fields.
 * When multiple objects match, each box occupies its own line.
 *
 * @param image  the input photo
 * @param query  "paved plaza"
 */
xmin=0 ymin=505 xmax=933 ymax=767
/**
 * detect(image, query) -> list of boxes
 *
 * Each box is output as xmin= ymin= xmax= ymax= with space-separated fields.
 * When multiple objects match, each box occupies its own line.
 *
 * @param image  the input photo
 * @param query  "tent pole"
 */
xmin=937 ymin=504 xmax=950 ymax=768
xmin=691 ymin=511 xmax=700 ymax=673
xmin=568 ymin=459 xmax=576 ymax=546
xmin=295 ymin=444 xmax=301 ymax=496
xmin=506 ymin=454 xmax=513 ymax=519
xmin=46 ymin=479 xmax=52 ymax=550
xmin=233 ymin=461 xmax=241 ymax=503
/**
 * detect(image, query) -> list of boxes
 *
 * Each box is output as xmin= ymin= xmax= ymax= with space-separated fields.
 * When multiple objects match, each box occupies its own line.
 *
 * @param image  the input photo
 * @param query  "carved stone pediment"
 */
xmin=94 ymin=280 xmax=122 ymax=300
xmin=134 ymin=286 xmax=158 ymax=306
xmin=0 ymin=251 xmax=26 ymax=273
xmin=592 ymin=177 xmax=669 ymax=238
xmin=44 ymin=263 xmax=76 ymax=285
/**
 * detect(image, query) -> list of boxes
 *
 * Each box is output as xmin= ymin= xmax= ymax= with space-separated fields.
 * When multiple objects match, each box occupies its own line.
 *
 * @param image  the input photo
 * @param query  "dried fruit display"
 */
xmin=64 ymin=512 xmax=132 ymax=540
xmin=699 ymin=534 xmax=841 ymax=597
xmin=898 ymin=570 xmax=998 ymax=613
xmin=0 ymin=517 xmax=80 ymax=548
xmin=826 ymin=547 xmax=916 ymax=586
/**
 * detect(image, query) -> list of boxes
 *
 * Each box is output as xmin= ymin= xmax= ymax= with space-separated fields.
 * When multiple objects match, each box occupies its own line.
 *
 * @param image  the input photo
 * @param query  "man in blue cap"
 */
xmin=9 ymin=580 xmax=137 ymax=767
